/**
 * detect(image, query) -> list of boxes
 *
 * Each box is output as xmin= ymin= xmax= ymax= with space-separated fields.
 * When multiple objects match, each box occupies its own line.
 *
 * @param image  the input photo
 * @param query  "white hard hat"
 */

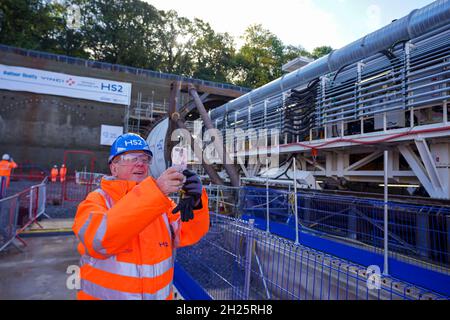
xmin=2 ymin=154 xmax=10 ymax=161
xmin=53 ymin=165 xmax=57 ymax=168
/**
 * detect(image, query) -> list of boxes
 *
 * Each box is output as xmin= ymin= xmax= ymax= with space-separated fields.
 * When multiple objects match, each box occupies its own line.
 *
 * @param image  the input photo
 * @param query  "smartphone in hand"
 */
xmin=171 ymin=146 xmax=188 ymax=173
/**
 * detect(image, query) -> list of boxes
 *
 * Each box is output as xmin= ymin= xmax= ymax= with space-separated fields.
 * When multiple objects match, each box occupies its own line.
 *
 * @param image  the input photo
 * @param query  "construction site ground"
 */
xmin=0 ymin=219 xmax=77 ymax=300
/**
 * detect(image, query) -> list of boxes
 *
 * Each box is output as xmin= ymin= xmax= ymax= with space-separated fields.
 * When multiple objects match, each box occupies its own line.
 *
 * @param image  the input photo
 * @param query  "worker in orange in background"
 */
xmin=72 ymin=133 xmax=209 ymax=300
xmin=0 ymin=154 xmax=18 ymax=187
xmin=50 ymin=165 xmax=58 ymax=182
xmin=59 ymin=164 xmax=67 ymax=183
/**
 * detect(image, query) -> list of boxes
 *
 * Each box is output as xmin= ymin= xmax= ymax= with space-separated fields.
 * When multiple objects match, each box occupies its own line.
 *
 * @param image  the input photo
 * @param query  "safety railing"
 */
xmin=10 ymin=161 xmax=47 ymax=181
xmin=75 ymin=171 xmax=104 ymax=186
xmin=0 ymin=177 xmax=49 ymax=252
xmin=46 ymin=175 xmax=100 ymax=205
xmin=238 ymin=186 xmax=450 ymax=275
xmin=205 ymin=185 xmax=241 ymax=217
xmin=0 ymin=176 xmax=7 ymax=199
xmin=176 ymin=213 xmax=447 ymax=300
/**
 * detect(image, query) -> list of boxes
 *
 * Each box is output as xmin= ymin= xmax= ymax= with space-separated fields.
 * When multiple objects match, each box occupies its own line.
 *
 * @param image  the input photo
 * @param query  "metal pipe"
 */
xmin=210 ymin=0 xmax=450 ymax=120
xmin=321 ymin=91 xmax=450 ymax=125
xmin=243 ymin=219 xmax=255 ymax=299
xmin=266 ymin=160 xmax=270 ymax=233
xmin=216 ymin=185 xmax=220 ymax=215
xmin=408 ymin=60 xmax=450 ymax=77
xmin=383 ymin=150 xmax=389 ymax=275
xmin=28 ymin=187 xmax=33 ymax=221
xmin=323 ymin=98 xmax=404 ymax=118
xmin=293 ymin=158 xmax=299 ymax=245
xmin=407 ymin=94 xmax=450 ymax=108
xmin=166 ymin=81 xmax=182 ymax=165
xmin=406 ymin=69 xmax=450 ymax=85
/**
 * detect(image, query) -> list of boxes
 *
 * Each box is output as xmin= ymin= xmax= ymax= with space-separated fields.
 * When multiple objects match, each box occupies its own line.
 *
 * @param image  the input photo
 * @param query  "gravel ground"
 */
xmin=45 ymin=202 xmax=79 ymax=219
xmin=4 ymin=180 xmax=41 ymax=197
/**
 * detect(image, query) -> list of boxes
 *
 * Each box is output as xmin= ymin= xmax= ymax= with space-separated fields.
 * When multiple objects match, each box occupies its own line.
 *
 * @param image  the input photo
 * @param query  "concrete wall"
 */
xmin=0 ymin=51 xmax=171 ymax=174
xmin=0 ymin=90 xmax=123 ymax=173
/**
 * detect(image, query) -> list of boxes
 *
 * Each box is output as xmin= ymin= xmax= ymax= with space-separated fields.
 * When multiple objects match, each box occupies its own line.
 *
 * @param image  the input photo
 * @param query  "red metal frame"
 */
xmin=63 ymin=150 xmax=96 ymax=174
xmin=62 ymin=150 xmax=96 ymax=203
xmin=10 ymin=160 xmax=46 ymax=181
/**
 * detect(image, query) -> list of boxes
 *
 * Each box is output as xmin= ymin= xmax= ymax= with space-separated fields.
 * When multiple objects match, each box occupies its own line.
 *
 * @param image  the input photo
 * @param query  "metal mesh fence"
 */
xmin=0 ymin=191 xmax=20 ymax=251
xmin=0 ymin=178 xmax=47 ymax=252
xmin=46 ymin=176 xmax=98 ymax=205
xmin=239 ymin=186 xmax=450 ymax=274
xmin=205 ymin=185 xmax=241 ymax=217
xmin=176 ymin=213 xmax=447 ymax=300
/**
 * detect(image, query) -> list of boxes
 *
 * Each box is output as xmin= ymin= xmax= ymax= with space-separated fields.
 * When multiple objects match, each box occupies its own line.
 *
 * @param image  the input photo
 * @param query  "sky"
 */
xmin=144 ymin=0 xmax=436 ymax=51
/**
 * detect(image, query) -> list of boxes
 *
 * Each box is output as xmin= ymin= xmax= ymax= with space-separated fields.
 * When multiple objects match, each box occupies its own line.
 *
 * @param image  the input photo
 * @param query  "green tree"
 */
xmin=282 ymin=45 xmax=312 ymax=63
xmin=0 ymin=0 xmax=66 ymax=51
xmin=311 ymin=45 xmax=333 ymax=59
xmin=0 ymin=0 xmax=334 ymax=87
xmin=80 ymin=0 xmax=160 ymax=69
xmin=190 ymin=19 xmax=236 ymax=83
xmin=152 ymin=10 xmax=195 ymax=75
xmin=234 ymin=24 xmax=285 ymax=88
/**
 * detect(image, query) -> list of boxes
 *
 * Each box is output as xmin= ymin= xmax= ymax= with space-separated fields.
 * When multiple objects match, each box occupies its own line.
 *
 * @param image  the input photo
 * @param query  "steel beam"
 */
xmin=346 ymin=151 xmax=383 ymax=172
xmin=189 ymin=85 xmax=241 ymax=187
xmin=234 ymin=123 xmax=450 ymax=156
xmin=165 ymin=81 xmax=182 ymax=164
xmin=414 ymin=138 xmax=444 ymax=192
xmin=175 ymin=119 xmax=224 ymax=185
xmin=179 ymin=92 xmax=209 ymax=118
xmin=398 ymin=144 xmax=445 ymax=198
xmin=297 ymin=155 xmax=326 ymax=173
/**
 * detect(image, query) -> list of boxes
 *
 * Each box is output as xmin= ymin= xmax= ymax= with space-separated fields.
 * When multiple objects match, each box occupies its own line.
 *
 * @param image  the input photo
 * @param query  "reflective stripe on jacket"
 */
xmin=72 ymin=175 xmax=209 ymax=300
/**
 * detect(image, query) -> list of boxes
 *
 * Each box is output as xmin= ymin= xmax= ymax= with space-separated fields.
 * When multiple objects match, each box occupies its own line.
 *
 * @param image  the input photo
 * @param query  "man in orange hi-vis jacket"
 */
xmin=59 ymin=164 xmax=67 ymax=182
xmin=50 ymin=165 xmax=58 ymax=182
xmin=0 ymin=154 xmax=17 ymax=188
xmin=72 ymin=133 xmax=209 ymax=300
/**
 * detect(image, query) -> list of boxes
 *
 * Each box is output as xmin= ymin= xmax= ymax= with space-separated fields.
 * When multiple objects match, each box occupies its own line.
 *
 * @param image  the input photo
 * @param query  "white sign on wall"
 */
xmin=0 ymin=64 xmax=132 ymax=105
xmin=100 ymin=125 xmax=123 ymax=146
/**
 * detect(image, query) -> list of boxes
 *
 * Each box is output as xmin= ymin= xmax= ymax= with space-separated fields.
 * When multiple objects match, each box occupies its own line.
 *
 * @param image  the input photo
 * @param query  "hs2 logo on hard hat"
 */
xmin=124 ymin=139 xmax=144 ymax=147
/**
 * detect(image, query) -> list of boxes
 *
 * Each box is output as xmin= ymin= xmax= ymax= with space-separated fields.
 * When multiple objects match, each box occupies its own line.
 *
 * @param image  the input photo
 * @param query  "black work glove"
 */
xmin=180 ymin=169 xmax=203 ymax=207
xmin=172 ymin=196 xmax=196 ymax=222
xmin=172 ymin=170 xmax=203 ymax=222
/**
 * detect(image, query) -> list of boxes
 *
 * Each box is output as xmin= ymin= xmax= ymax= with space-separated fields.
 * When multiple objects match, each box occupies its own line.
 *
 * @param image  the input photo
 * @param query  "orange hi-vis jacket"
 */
xmin=59 ymin=167 xmax=67 ymax=181
xmin=0 ymin=160 xmax=17 ymax=177
xmin=50 ymin=168 xmax=58 ymax=181
xmin=0 ymin=160 xmax=18 ymax=187
xmin=72 ymin=175 xmax=209 ymax=300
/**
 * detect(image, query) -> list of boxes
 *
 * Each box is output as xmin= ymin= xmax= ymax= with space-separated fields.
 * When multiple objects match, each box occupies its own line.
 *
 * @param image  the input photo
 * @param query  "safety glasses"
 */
xmin=114 ymin=153 xmax=152 ymax=165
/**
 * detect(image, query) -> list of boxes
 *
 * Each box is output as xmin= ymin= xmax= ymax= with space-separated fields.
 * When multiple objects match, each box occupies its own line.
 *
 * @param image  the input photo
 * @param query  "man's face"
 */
xmin=109 ymin=151 xmax=152 ymax=183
